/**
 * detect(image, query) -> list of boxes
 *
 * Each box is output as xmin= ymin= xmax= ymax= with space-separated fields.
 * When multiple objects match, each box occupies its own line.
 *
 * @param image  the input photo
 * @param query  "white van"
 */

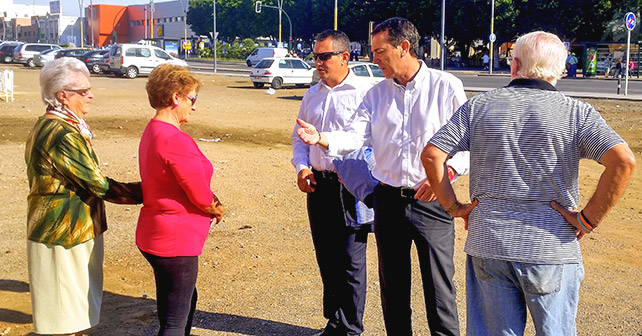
xmin=108 ymin=43 xmax=188 ymax=79
xmin=246 ymin=47 xmax=288 ymax=67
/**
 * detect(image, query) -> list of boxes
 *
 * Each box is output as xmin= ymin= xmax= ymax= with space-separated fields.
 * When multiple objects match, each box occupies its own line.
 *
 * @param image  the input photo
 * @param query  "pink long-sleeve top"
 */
xmin=136 ymin=119 xmax=214 ymax=257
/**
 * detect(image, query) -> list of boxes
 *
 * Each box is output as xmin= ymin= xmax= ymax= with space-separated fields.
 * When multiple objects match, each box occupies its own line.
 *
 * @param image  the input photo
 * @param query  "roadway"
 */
xmin=186 ymin=59 xmax=642 ymax=101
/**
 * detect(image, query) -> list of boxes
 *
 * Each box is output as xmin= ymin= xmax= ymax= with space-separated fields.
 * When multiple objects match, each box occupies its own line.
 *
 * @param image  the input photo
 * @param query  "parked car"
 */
xmin=12 ymin=43 xmax=61 ymax=67
xmin=108 ymin=43 xmax=188 ymax=79
xmin=33 ymin=48 xmax=60 ymax=67
xmin=249 ymin=57 xmax=314 ymax=89
xmin=311 ymin=62 xmax=385 ymax=86
xmin=77 ymin=49 xmax=109 ymax=73
xmin=97 ymin=53 xmax=111 ymax=74
xmin=55 ymin=48 xmax=91 ymax=60
xmin=246 ymin=47 xmax=289 ymax=67
xmin=0 ymin=41 xmax=21 ymax=63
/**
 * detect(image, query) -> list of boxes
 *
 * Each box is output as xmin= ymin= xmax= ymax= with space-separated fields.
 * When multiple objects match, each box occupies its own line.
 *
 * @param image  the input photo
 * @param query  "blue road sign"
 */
xmin=625 ymin=12 xmax=636 ymax=31
xmin=489 ymin=33 xmax=496 ymax=42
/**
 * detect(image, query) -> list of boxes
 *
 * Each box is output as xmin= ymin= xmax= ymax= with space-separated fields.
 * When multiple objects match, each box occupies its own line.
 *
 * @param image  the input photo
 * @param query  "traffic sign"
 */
xmin=625 ymin=12 xmax=636 ymax=31
xmin=182 ymin=40 xmax=192 ymax=50
xmin=489 ymin=33 xmax=496 ymax=42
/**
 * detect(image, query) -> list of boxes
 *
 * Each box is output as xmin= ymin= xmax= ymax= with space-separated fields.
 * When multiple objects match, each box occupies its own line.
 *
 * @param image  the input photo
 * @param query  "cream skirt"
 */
xmin=27 ymin=234 xmax=104 ymax=334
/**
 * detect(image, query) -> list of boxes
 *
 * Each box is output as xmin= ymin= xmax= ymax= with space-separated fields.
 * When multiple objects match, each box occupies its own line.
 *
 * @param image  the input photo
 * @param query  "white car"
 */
xmin=311 ymin=62 xmax=385 ymax=86
xmin=108 ymin=43 xmax=188 ymax=79
xmin=250 ymin=57 xmax=314 ymax=89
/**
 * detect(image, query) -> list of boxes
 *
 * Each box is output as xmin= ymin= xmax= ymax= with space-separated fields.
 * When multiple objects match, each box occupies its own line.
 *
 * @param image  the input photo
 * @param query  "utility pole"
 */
xmin=78 ymin=0 xmax=84 ymax=47
xmin=333 ymin=0 xmax=337 ymax=30
xmin=150 ymin=0 xmax=154 ymax=39
xmin=212 ymin=0 xmax=217 ymax=73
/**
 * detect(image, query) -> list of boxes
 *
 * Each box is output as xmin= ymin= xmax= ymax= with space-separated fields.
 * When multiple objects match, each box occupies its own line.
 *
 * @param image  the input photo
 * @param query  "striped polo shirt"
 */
xmin=430 ymin=78 xmax=625 ymax=264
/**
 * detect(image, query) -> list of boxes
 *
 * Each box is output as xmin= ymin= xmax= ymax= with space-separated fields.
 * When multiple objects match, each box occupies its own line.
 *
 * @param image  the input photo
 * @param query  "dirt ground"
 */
xmin=0 ymin=64 xmax=640 ymax=336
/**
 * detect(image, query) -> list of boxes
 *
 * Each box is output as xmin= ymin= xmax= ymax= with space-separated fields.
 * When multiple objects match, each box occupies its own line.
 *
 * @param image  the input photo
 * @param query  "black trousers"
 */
xmin=373 ymin=184 xmax=460 ymax=336
xmin=308 ymin=170 xmax=370 ymax=336
xmin=141 ymin=250 xmax=199 ymax=336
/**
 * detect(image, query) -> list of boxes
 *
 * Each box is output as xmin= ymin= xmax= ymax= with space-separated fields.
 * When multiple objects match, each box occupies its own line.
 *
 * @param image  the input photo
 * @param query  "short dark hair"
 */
xmin=372 ymin=17 xmax=419 ymax=57
xmin=314 ymin=29 xmax=350 ymax=53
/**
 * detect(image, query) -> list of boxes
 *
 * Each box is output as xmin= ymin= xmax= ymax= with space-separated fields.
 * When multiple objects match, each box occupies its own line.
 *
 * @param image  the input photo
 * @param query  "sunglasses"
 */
xmin=63 ymin=87 xmax=92 ymax=96
xmin=183 ymin=94 xmax=198 ymax=106
xmin=313 ymin=51 xmax=343 ymax=61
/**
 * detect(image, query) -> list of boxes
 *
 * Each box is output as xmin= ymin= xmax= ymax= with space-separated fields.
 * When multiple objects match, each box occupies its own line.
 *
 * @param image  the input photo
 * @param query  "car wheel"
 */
xmin=91 ymin=64 xmax=101 ymax=73
xmin=246 ymin=60 xmax=252 ymax=67
xmin=125 ymin=66 xmax=138 ymax=79
xmin=26 ymin=59 xmax=35 ymax=68
xmin=271 ymin=77 xmax=283 ymax=89
xmin=253 ymin=82 xmax=265 ymax=89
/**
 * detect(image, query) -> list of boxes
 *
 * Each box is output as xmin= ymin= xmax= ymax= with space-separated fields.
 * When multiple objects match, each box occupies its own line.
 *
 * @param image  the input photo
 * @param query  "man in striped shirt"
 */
xmin=422 ymin=31 xmax=636 ymax=335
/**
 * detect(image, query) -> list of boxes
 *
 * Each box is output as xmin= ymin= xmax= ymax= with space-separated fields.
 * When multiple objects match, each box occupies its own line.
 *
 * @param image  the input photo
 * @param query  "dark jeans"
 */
xmin=141 ymin=250 xmax=199 ymax=336
xmin=373 ymin=184 xmax=460 ymax=336
xmin=308 ymin=170 xmax=370 ymax=335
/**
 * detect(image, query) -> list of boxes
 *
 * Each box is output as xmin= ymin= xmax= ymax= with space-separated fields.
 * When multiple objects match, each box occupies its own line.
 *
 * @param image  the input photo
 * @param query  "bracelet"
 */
xmin=576 ymin=211 xmax=594 ymax=233
xmin=316 ymin=132 xmax=322 ymax=144
xmin=445 ymin=201 xmax=460 ymax=215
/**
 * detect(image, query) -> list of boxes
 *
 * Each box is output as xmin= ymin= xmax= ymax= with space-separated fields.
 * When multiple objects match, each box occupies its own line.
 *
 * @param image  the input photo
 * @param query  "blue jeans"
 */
xmin=466 ymin=255 xmax=584 ymax=336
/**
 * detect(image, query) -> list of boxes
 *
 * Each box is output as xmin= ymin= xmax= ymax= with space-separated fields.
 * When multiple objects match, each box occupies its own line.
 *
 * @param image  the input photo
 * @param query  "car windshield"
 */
xmin=255 ymin=59 xmax=273 ymax=68
xmin=41 ymin=49 xmax=57 ymax=55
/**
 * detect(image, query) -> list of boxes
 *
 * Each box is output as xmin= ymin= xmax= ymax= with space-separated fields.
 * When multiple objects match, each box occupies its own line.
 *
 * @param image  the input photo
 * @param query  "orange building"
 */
xmin=87 ymin=4 xmax=129 ymax=47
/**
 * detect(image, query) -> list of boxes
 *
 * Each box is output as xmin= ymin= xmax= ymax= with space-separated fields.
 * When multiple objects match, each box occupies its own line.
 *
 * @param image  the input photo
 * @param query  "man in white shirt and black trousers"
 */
xmin=291 ymin=30 xmax=375 ymax=336
xmin=296 ymin=18 xmax=469 ymax=336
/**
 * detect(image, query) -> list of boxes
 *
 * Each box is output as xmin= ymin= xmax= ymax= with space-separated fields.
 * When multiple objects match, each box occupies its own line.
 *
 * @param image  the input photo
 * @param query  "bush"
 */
xmin=196 ymin=40 xmax=267 ymax=60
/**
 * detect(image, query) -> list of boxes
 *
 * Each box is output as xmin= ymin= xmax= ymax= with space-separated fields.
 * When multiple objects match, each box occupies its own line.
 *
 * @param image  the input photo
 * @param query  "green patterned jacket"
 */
xmin=25 ymin=117 xmax=142 ymax=247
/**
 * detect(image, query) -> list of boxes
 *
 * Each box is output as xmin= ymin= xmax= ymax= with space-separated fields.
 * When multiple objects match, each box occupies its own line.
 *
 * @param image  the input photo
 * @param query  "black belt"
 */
xmin=312 ymin=169 xmax=338 ymax=180
xmin=380 ymin=183 xmax=416 ymax=198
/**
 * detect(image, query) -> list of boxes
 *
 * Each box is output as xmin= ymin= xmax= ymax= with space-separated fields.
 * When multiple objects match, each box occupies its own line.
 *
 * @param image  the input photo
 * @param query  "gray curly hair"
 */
xmin=40 ymin=57 xmax=91 ymax=107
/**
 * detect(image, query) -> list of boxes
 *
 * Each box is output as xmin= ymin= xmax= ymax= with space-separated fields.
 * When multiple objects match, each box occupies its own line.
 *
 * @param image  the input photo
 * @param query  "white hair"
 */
xmin=39 ymin=57 xmax=91 ymax=107
xmin=513 ymin=31 xmax=567 ymax=85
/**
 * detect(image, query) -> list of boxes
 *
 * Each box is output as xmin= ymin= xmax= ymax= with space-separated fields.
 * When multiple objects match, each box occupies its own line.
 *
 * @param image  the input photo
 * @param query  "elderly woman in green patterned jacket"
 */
xmin=25 ymin=57 xmax=142 ymax=336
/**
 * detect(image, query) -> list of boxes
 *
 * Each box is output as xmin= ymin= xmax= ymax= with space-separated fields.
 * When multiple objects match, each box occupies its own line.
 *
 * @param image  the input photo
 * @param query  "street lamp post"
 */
xmin=78 ymin=0 xmax=84 ymax=47
xmin=440 ymin=0 xmax=445 ymax=70
xmin=212 ymin=0 xmax=217 ymax=73
xmin=334 ymin=0 xmax=337 ymax=30
xmin=489 ymin=0 xmax=495 ymax=75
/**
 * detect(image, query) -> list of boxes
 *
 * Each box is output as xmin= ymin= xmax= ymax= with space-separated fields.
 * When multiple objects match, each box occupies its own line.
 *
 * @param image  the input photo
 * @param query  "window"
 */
xmin=278 ymin=59 xmax=291 ymax=68
xmin=351 ymin=65 xmax=369 ymax=77
xmin=154 ymin=49 xmax=170 ymax=59
xmin=369 ymin=64 xmax=385 ymax=77
xmin=292 ymin=60 xmax=308 ymax=69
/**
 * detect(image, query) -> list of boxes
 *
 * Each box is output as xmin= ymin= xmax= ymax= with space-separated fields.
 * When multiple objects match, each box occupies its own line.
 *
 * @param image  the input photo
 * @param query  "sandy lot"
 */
xmin=0 ymin=64 xmax=640 ymax=336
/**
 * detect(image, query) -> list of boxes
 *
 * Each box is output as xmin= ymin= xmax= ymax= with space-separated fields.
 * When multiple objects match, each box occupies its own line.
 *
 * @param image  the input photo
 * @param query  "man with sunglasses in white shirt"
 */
xmin=291 ymin=30 xmax=375 ymax=336
xmin=296 ymin=18 xmax=469 ymax=335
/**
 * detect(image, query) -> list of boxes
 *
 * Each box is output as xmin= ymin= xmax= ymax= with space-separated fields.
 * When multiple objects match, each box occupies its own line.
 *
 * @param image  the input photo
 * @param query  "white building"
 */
xmin=37 ymin=14 xmax=81 ymax=46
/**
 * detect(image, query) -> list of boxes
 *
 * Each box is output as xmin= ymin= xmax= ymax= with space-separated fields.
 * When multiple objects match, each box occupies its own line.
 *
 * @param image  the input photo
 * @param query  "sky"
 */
xmin=14 ymin=0 xmax=170 ymax=17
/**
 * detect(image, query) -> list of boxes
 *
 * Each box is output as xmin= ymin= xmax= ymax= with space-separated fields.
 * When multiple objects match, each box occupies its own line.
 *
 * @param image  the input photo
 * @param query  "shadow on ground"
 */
xmin=1 ymin=279 xmax=316 ymax=336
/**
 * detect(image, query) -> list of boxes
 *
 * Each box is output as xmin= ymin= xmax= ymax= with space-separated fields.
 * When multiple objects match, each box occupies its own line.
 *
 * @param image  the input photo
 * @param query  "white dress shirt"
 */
xmin=324 ymin=62 xmax=470 ymax=188
xmin=291 ymin=71 xmax=371 ymax=174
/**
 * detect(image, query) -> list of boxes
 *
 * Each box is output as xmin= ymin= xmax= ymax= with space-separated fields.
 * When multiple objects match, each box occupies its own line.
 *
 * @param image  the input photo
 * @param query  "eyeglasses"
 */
xmin=183 ymin=94 xmax=198 ymax=106
xmin=313 ymin=51 xmax=343 ymax=61
xmin=63 ymin=87 xmax=92 ymax=96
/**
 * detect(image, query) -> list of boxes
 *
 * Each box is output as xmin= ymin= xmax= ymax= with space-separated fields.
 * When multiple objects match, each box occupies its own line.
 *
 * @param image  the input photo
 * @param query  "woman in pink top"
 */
xmin=137 ymin=64 xmax=223 ymax=336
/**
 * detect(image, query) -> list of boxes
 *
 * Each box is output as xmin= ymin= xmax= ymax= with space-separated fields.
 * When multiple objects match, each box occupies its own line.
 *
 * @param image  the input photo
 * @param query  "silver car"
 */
xmin=12 ymin=43 xmax=61 ymax=67
xmin=33 ymin=48 xmax=60 ymax=67
xmin=108 ymin=43 xmax=188 ymax=79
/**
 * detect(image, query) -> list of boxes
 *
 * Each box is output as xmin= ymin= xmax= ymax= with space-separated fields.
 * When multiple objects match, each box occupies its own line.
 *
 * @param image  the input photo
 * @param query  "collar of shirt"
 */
xmin=318 ymin=70 xmax=361 ymax=91
xmin=507 ymin=78 xmax=558 ymax=91
xmin=390 ymin=60 xmax=426 ymax=92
